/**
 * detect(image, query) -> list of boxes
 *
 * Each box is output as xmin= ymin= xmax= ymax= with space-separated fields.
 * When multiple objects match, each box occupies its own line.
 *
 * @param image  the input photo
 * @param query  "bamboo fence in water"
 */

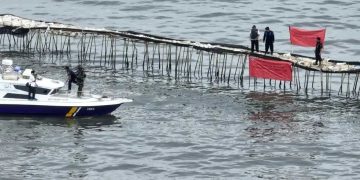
xmin=1 ymin=14 xmax=360 ymax=98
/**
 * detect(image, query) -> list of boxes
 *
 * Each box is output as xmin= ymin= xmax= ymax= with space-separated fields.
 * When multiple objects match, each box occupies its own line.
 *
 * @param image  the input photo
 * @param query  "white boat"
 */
xmin=0 ymin=59 xmax=132 ymax=117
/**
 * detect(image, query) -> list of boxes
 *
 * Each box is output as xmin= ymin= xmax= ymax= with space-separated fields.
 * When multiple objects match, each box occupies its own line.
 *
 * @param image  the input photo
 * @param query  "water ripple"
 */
xmin=78 ymin=0 xmax=122 ymax=6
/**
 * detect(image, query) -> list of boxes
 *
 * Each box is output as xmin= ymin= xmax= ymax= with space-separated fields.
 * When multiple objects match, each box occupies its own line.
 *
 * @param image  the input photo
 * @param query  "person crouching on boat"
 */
xmin=28 ymin=70 xmax=37 ymax=100
xmin=76 ymin=65 xmax=86 ymax=97
xmin=65 ymin=66 xmax=77 ymax=92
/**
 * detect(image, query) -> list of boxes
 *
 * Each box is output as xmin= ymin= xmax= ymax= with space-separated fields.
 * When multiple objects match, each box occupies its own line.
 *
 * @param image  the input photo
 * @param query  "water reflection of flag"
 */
xmin=249 ymin=56 xmax=292 ymax=81
xmin=289 ymin=26 xmax=326 ymax=47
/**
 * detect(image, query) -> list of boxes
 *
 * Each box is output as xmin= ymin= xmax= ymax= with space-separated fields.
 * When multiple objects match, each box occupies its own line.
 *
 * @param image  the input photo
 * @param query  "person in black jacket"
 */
xmin=250 ymin=25 xmax=260 ymax=53
xmin=65 ymin=66 xmax=77 ymax=91
xmin=76 ymin=65 xmax=86 ymax=97
xmin=263 ymin=27 xmax=275 ymax=55
xmin=314 ymin=37 xmax=323 ymax=65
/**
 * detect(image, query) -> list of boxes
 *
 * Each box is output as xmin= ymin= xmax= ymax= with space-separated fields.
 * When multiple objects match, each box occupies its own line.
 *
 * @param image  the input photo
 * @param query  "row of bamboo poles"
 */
xmin=0 ymin=29 xmax=359 ymax=98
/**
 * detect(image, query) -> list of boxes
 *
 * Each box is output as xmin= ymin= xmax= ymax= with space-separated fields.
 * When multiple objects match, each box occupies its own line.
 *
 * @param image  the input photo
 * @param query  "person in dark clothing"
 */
xmin=65 ymin=66 xmax=77 ymax=91
xmin=314 ymin=37 xmax=323 ymax=65
xmin=28 ymin=70 xmax=37 ymax=100
xmin=76 ymin=65 xmax=86 ymax=97
xmin=263 ymin=27 xmax=275 ymax=55
xmin=250 ymin=25 xmax=260 ymax=53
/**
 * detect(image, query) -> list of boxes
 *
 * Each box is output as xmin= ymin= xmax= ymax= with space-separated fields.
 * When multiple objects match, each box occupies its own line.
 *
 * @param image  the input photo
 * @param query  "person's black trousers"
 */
xmin=28 ymin=86 xmax=36 ymax=99
xmin=251 ymin=40 xmax=259 ymax=53
xmin=265 ymin=43 xmax=273 ymax=55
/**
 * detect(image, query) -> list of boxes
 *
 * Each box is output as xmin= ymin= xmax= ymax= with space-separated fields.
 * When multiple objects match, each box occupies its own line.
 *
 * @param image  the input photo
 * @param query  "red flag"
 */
xmin=249 ymin=56 xmax=292 ymax=81
xmin=289 ymin=26 xmax=326 ymax=47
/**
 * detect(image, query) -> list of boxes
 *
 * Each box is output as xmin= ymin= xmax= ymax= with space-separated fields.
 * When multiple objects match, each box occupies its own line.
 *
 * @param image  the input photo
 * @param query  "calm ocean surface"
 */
xmin=1 ymin=0 xmax=360 ymax=179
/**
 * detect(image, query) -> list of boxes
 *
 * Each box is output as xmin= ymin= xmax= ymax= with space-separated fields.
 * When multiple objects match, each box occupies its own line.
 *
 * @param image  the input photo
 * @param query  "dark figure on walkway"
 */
xmin=263 ymin=27 xmax=275 ymax=55
xmin=76 ymin=65 xmax=86 ymax=97
xmin=314 ymin=37 xmax=323 ymax=65
xmin=28 ymin=70 xmax=37 ymax=100
xmin=250 ymin=25 xmax=259 ymax=53
xmin=65 ymin=66 xmax=77 ymax=91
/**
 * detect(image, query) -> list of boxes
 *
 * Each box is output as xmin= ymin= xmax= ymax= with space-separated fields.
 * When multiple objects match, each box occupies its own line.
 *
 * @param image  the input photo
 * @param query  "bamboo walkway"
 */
xmin=1 ymin=14 xmax=360 ymax=98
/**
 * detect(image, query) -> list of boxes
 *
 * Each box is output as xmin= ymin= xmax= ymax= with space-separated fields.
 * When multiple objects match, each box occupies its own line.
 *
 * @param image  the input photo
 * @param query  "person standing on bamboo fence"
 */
xmin=314 ymin=37 xmax=323 ymax=65
xmin=250 ymin=25 xmax=260 ymax=53
xmin=263 ymin=27 xmax=275 ymax=55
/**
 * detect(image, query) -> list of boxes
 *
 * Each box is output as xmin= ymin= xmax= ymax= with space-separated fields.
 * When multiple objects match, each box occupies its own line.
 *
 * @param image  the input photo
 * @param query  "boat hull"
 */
xmin=0 ymin=103 xmax=123 ymax=117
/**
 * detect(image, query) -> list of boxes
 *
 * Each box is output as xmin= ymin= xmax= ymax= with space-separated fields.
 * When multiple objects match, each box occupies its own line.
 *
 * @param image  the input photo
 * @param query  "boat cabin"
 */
xmin=0 ymin=59 xmax=64 ymax=99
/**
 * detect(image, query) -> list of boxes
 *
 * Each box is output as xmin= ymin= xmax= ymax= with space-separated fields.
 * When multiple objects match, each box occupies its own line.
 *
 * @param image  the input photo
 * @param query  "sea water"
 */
xmin=0 ymin=0 xmax=360 ymax=179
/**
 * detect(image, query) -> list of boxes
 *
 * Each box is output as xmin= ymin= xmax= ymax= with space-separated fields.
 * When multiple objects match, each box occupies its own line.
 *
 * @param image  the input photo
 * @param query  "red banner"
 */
xmin=249 ymin=56 xmax=292 ymax=81
xmin=289 ymin=26 xmax=326 ymax=47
